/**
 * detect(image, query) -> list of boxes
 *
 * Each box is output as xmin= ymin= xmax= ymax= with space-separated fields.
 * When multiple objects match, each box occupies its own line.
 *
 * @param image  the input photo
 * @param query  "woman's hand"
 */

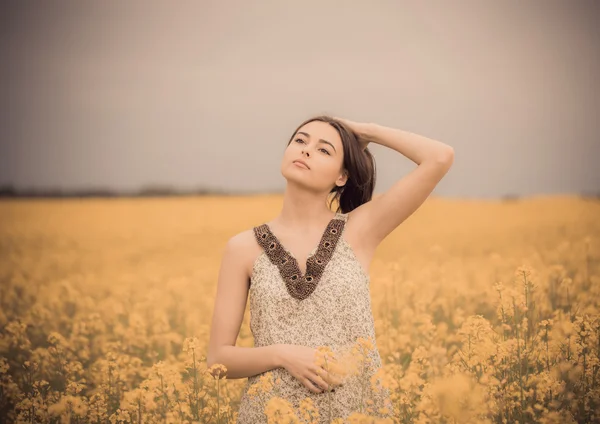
xmin=277 ymin=344 xmax=344 ymax=394
xmin=333 ymin=116 xmax=374 ymax=151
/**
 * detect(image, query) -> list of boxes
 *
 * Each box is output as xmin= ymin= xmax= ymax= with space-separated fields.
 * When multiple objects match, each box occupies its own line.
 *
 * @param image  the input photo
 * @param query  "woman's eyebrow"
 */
xmin=296 ymin=131 xmax=337 ymax=152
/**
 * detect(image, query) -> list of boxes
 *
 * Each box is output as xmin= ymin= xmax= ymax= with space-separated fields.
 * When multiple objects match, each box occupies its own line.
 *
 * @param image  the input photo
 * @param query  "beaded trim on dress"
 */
xmin=252 ymin=213 xmax=347 ymax=301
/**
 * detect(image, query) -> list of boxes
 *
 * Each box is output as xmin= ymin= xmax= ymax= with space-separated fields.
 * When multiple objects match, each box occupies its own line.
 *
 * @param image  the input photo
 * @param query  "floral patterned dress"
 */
xmin=236 ymin=212 xmax=394 ymax=423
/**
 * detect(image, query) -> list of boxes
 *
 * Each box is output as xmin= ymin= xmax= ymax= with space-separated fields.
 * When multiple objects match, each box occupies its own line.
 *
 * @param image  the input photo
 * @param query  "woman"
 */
xmin=207 ymin=115 xmax=454 ymax=422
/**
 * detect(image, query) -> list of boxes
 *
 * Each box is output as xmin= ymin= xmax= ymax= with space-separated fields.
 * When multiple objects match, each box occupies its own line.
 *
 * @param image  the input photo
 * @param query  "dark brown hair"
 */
xmin=286 ymin=115 xmax=376 ymax=213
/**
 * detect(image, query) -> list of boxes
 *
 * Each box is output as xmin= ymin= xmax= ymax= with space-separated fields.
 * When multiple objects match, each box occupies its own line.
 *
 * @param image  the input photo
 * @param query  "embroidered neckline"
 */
xmin=253 ymin=213 xmax=347 ymax=300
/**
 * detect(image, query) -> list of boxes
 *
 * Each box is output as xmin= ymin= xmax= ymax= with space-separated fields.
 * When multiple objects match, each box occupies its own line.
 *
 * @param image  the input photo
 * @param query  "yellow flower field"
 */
xmin=0 ymin=195 xmax=598 ymax=423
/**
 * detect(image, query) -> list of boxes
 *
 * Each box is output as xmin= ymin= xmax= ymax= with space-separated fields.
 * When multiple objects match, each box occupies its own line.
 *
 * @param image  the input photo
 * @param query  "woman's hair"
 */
xmin=286 ymin=115 xmax=376 ymax=214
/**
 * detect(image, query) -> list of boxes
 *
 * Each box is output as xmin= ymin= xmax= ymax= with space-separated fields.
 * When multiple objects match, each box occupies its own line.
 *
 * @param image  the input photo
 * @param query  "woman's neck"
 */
xmin=274 ymin=184 xmax=335 ymax=232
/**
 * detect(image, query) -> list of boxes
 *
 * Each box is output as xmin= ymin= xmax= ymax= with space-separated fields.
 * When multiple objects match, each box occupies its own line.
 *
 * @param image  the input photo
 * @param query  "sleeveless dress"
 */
xmin=236 ymin=212 xmax=394 ymax=423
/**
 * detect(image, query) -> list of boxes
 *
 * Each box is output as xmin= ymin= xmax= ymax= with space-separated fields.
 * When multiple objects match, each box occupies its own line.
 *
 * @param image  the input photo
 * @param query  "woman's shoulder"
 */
xmin=227 ymin=221 xmax=265 ymax=248
xmin=225 ymin=226 xmax=265 ymax=279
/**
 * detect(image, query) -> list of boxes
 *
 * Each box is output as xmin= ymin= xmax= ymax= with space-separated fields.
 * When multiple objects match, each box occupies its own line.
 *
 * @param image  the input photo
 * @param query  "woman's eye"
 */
xmin=294 ymin=138 xmax=329 ymax=155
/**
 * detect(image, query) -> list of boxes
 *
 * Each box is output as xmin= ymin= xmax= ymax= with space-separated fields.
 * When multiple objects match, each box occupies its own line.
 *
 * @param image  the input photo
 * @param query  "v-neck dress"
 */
xmin=236 ymin=212 xmax=394 ymax=423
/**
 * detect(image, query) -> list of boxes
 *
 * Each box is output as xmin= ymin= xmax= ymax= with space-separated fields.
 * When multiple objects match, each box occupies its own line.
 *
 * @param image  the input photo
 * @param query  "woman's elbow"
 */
xmin=206 ymin=347 xmax=220 ymax=368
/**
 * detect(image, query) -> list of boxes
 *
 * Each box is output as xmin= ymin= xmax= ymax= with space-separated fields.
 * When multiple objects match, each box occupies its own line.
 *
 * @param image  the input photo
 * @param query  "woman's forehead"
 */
xmin=297 ymin=121 xmax=342 ymax=145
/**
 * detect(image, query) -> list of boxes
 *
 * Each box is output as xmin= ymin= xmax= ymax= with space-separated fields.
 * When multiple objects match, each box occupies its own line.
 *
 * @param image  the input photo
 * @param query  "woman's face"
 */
xmin=280 ymin=120 xmax=347 ymax=192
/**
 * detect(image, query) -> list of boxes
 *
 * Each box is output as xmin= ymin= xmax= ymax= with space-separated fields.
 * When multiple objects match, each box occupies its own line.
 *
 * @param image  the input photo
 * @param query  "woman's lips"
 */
xmin=293 ymin=160 xmax=310 ymax=169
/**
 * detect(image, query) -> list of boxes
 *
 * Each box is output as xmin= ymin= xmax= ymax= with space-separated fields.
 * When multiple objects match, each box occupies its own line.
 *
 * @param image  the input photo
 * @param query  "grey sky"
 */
xmin=1 ymin=0 xmax=599 ymax=199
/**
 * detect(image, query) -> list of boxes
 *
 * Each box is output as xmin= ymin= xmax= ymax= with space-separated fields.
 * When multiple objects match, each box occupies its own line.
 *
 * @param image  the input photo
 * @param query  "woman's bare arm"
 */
xmin=341 ymin=120 xmax=455 ymax=251
xmin=206 ymin=231 xmax=282 ymax=379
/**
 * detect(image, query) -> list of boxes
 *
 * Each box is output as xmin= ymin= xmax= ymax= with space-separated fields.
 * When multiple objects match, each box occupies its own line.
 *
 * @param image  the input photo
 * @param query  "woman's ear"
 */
xmin=336 ymin=170 xmax=348 ymax=187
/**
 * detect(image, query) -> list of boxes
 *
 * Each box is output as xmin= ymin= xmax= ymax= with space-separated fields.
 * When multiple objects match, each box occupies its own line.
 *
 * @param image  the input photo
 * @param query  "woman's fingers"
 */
xmin=304 ymin=378 xmax=323 ymax=394
xmin=314 ymin=366 xmax=343 ymax=387
xmin=311 ymin=374 xmax=329 ymax=391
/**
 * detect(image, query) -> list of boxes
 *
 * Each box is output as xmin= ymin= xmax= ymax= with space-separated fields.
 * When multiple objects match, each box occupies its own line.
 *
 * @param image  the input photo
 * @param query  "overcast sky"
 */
xmin=1 ymin=0 xmax=599 ymax=199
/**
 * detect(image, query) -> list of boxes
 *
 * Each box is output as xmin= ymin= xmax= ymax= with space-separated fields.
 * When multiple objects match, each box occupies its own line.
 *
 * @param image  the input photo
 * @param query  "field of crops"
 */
xmin=0 ymin=195 xmax=598 ymax=423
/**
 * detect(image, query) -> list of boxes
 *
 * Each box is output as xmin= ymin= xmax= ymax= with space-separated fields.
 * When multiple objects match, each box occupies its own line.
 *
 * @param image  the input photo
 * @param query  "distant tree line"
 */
xmin=0 ymin=184 xmax=272 ymax=198
xmin=0 ymin=184 xmax=598 ymax=200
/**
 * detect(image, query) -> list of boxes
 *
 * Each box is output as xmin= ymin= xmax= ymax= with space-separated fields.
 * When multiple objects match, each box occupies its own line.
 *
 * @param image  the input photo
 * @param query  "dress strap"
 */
xmin=335 ymin=211 xmax=348 ymax=222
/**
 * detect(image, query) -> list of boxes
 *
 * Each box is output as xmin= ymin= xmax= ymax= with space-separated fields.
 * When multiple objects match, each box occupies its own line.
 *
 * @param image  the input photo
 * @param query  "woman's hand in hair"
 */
xmin=332 ymin=116 xmax=374 ymax=151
